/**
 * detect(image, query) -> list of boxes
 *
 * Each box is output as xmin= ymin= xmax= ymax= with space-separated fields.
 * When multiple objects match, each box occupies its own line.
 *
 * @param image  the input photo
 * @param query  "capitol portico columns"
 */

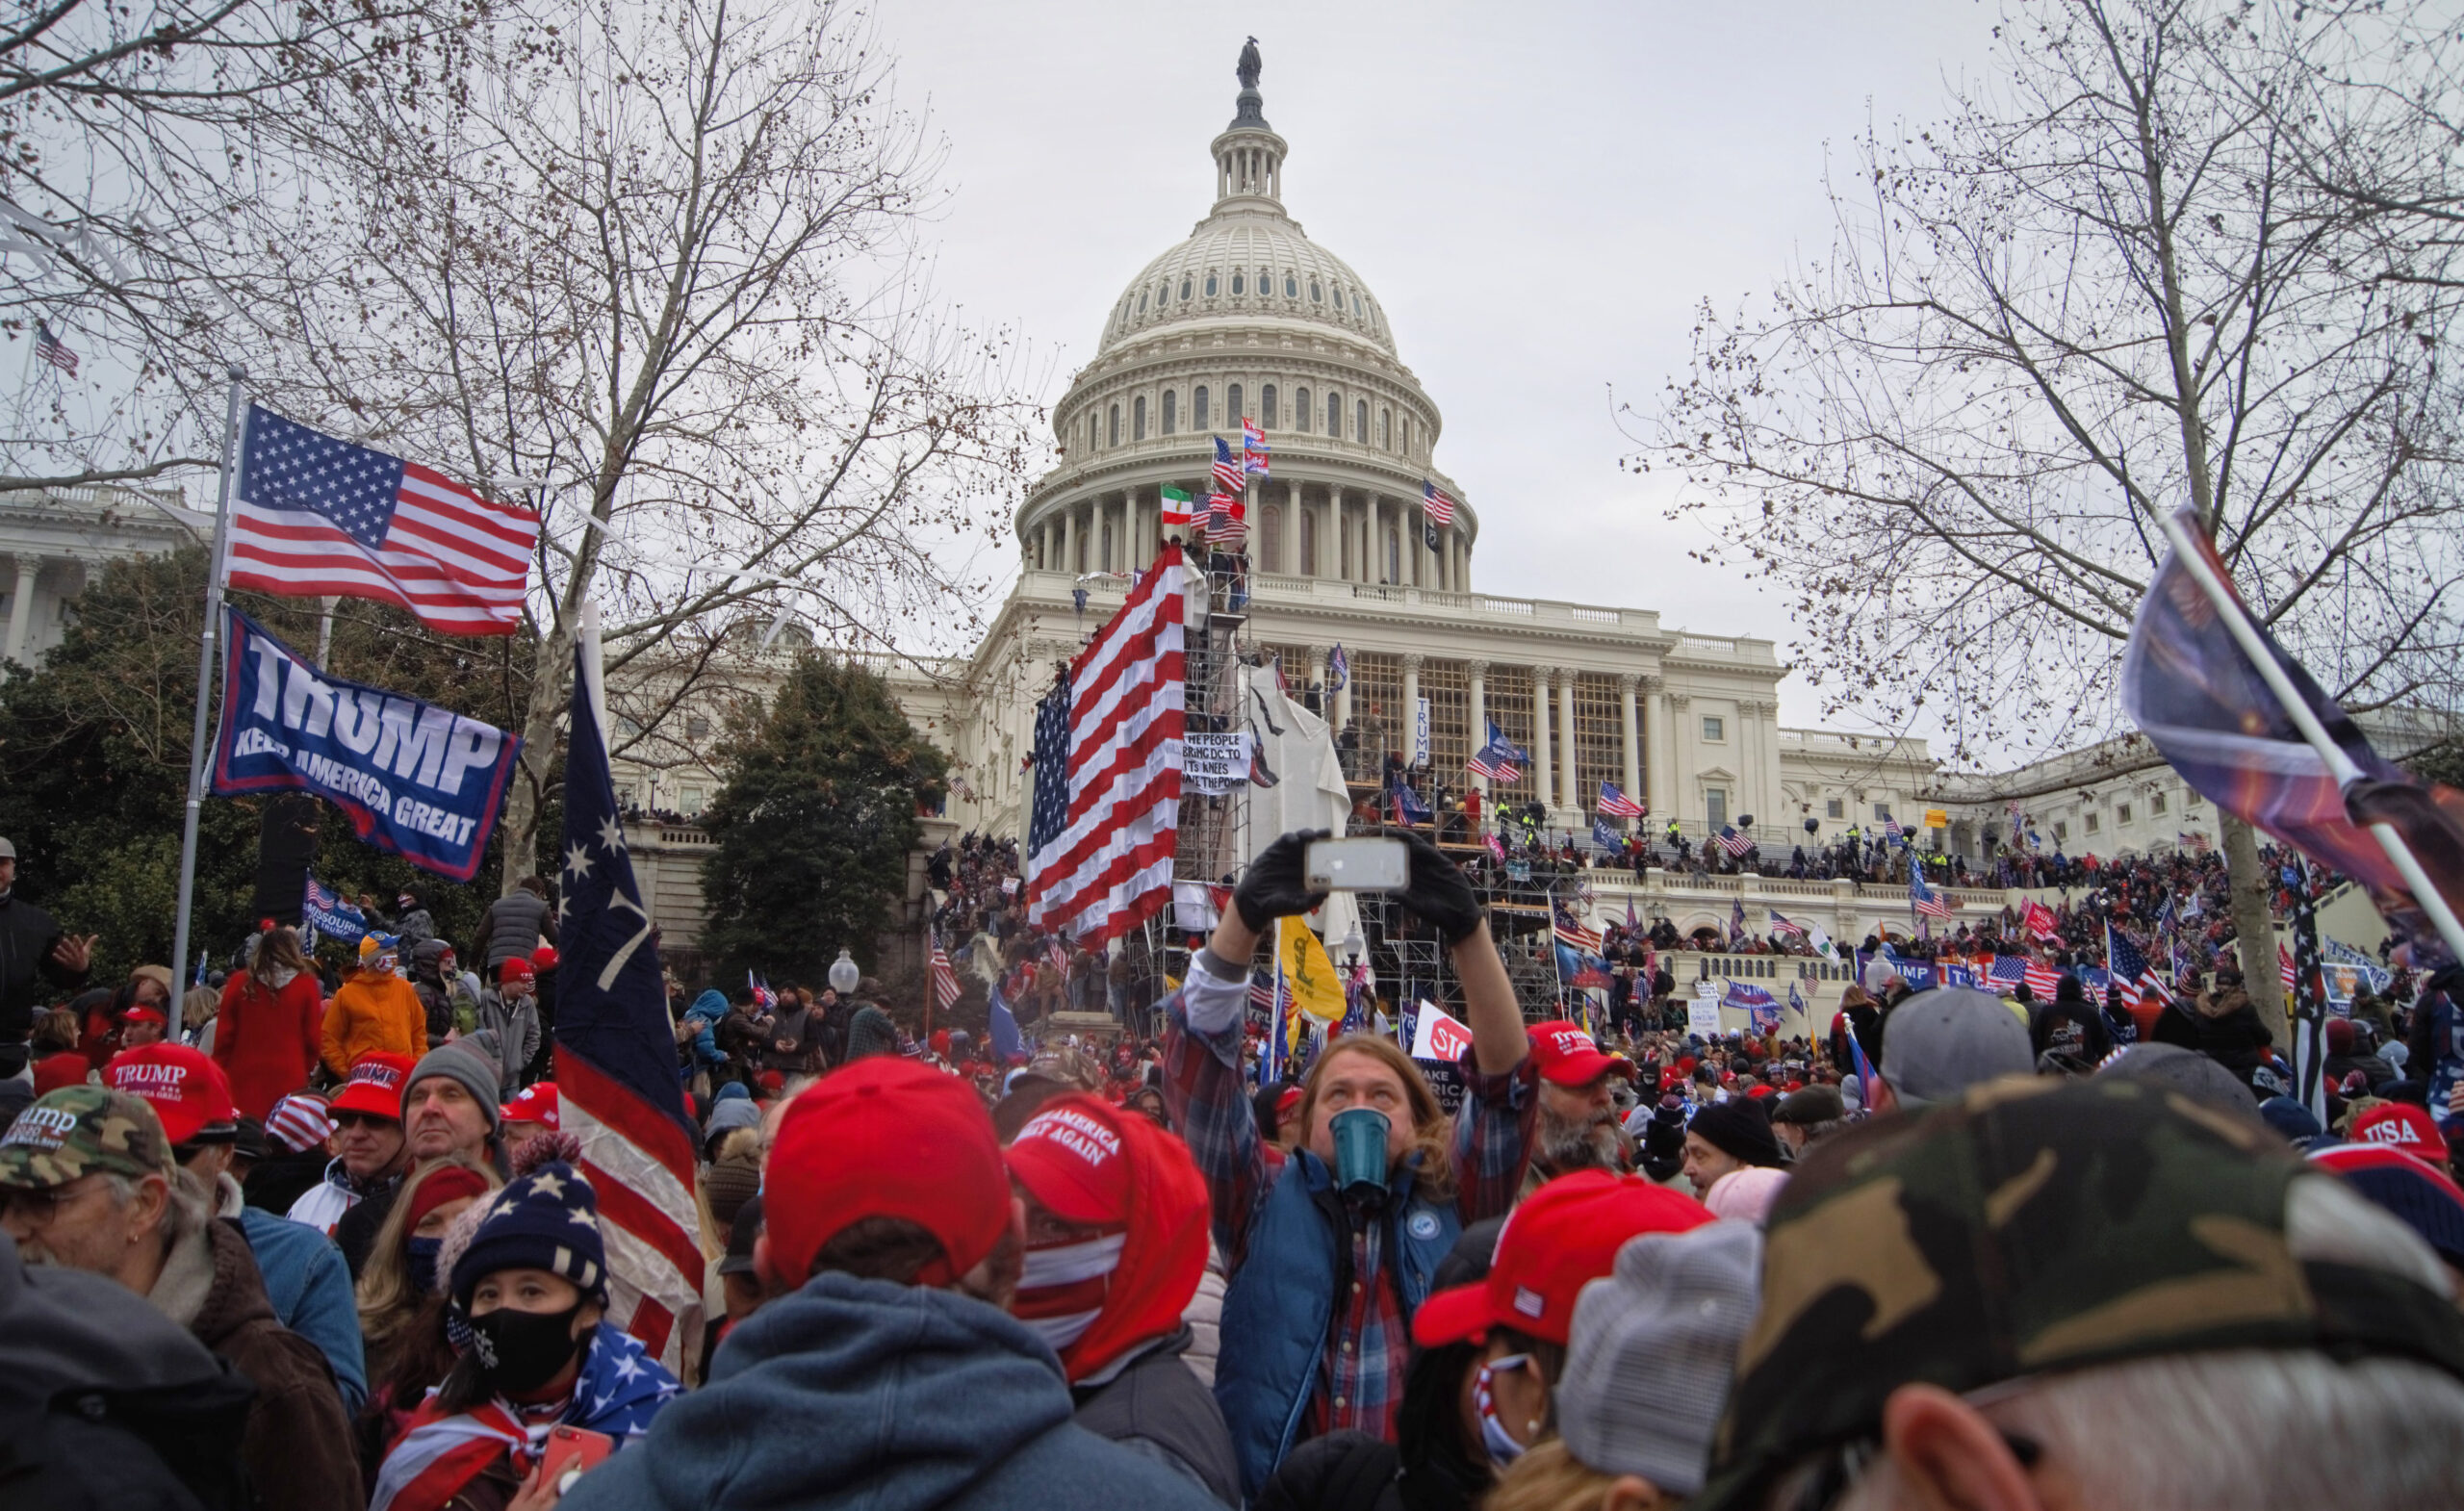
xmin=1557 ymin=668 xmax=1580 ymax=813
xmin=1618 ymin=674 xmax=1642 ymax=829
xmin=1465 ymin=660 xmax=1489 ymax=800
xmin=1530 ymin=669 xmax=1553 ymax=815
xmin=1400 ymin=653 xmax=1422 ymax=762
xmin=1642 ymin=676 xmax=1670 ymax=820
xmin=1060 ymin=504 xmax=1076 ymax=576
xmin=4 ymin=553 xmax=39 ymax=666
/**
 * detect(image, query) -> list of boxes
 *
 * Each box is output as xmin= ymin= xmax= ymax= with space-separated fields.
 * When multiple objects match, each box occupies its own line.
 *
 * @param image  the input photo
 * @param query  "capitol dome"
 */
xmin=1018 ymin=56 xmax=1474 ymax=598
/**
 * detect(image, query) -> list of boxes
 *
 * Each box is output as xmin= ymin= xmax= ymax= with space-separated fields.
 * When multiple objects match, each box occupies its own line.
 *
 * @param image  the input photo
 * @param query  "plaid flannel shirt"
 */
xmin=1161 ymin=955 xmax=1535 ymax=1447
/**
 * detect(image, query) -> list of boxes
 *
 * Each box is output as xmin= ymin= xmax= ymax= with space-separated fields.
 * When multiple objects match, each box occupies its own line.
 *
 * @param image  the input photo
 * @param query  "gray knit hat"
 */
xmin=844 ymin=1006 xmax=899 ymax=1063
xmin=403 ymin=1044 xmax=503 ymax=1137
xmin=1558 ymin=1218 xmax=1763 ymax=1497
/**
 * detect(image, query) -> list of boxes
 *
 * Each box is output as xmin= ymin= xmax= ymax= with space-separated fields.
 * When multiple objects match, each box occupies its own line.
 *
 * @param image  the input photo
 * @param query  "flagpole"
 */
xmin=2154 ymin=513 xmax=2464 ymax=967
xmin=170 ymin=366 xmax=247 ymax=981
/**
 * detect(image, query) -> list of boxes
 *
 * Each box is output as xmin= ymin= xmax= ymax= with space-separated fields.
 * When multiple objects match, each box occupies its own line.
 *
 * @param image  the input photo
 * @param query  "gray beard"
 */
xmin=1536 ymin=1106 xmax=1622 ymax=1173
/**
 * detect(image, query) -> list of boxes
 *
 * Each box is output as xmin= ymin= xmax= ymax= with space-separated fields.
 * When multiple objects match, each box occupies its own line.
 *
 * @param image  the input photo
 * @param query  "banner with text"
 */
xmin=301 ymin=876 xmax=369 ymax=944
xmin=212 ymin=609 xmax=522 ymax=883
xmin=1183 ymin=731 xmax=1252 ymax=795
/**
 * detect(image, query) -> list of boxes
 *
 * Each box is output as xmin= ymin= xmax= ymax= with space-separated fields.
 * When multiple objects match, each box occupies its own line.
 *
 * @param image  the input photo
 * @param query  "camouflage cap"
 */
xmin=0 ymin=1086 xmax=177 ymax=1191
xmin=1695 ymin=1075 xmax=2464 ymax=1511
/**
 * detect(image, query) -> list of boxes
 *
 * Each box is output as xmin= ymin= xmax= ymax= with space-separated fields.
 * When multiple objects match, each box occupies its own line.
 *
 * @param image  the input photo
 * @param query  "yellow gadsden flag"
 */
xmin=1278 ymin=917 xmax=1348 ymax=1024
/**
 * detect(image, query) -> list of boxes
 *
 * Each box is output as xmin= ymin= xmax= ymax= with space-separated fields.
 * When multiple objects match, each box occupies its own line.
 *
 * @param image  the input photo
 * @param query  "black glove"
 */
xmin=1638 ymin=1101 xmax=1687 ymax=1182
xmin=1395 ymin=830 xmax=1484 ymax=946
xmin=1234 ymin=830 xmax=1330 ymax=932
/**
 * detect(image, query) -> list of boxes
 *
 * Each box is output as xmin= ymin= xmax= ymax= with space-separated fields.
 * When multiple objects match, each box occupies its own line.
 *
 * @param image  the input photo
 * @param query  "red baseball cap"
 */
xmin=120 ymin=1006 xmax=170 ymax=1029
xmin=2352 ymin=1102 xmax=2446 ymax=1156
xmin=499 ymin=957 xmax=535 ymax=986
xmin=500 ymin=1082 xmax=559 ymax=1130
xmin=1525 ymin=1021 xmax=1630 ymax=1088
xmin=764 ymin=1058 xmax=1011 ymax=1290
xmin=1004 ymin=1095 xmax=1134 ymax=1227
xmin=330 ymin=1052 xmax=416 ymax=1121
xmin=1411 ymin=1169 xmax=1713 ymax=1347
xmin=105 ymin=1044 xmax=237 ymax=1145
xmin=529 ymin=946 xmax=558 ymax=972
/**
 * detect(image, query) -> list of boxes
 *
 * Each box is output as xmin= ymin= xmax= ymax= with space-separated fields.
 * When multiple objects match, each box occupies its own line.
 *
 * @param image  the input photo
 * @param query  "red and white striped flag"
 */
xmin=1422 ymin=478 xmax=1455 ymax=527
xmin=1025 ymin=545 xmax=1188 ymax=943
xmin=227 ymin=404 xmax=538 ymax=635
xmin=2023 ymin=960 xmax=2063 ymax=999
xmin=931 ymin=934 xmax=963 ymax=1014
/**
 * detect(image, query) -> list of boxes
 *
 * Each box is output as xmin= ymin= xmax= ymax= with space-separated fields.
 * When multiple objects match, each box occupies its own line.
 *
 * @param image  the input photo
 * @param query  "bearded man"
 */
xmin=1514 ymin=1020 xmax=1634 ymax=1200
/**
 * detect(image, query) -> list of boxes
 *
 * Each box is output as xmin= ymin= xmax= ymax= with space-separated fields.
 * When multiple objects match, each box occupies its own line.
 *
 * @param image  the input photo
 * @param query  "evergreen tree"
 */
xmin=698 ymin=654 xmax=946 ymax=987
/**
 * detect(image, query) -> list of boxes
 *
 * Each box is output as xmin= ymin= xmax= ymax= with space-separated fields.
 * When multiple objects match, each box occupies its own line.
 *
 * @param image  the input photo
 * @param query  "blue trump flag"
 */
xmin=301 ymin=876 xmax=367 ymax=943
xmin=211 ymin=608 xmax=519 ymax=883
xmin=552 ymin=604 xmax=703 ymax=1368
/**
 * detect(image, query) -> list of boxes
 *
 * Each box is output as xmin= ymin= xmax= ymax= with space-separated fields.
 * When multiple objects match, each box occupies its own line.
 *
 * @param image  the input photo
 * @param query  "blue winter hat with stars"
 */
xmin=449 ymin=1158 xmax=607 ymax=1308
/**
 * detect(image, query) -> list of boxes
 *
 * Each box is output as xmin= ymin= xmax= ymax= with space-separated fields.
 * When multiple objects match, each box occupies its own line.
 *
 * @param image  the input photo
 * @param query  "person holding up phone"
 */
xmin=1160 ymin=829 xmax=1538 ymax=1499
xmin=370 ymin=1144 xmax=679 ymax=1511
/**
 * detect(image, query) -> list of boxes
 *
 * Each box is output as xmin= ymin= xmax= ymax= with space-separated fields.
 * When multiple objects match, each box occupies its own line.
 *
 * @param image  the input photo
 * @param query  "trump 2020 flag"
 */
xmin=228 ymin=404 xmax=539 ymax=635
xmin=211 ymin=610 xmax=520 ymax=883
xmin=553 ymin=602 xmax=703 ymax=1372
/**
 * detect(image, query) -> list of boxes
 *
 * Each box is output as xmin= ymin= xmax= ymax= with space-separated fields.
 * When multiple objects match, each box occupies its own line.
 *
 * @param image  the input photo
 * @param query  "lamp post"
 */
xmin=828 ymin=948 xmax=860 ymax=996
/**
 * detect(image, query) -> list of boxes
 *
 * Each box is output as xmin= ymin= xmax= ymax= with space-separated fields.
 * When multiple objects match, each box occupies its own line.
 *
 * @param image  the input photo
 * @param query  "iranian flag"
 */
xmin=1161 ymin=486 xmax=1193 ymax=527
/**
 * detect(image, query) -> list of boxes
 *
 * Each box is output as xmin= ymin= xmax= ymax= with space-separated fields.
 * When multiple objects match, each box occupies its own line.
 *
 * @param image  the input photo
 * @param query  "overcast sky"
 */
xmin=876 ymin=0 xmax=2004 ymax=736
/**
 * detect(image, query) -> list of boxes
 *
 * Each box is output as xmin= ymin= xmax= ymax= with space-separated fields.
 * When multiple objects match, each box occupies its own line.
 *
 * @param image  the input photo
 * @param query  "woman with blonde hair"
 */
xmin=354 ymin=1154 xmax=500 ymax=1477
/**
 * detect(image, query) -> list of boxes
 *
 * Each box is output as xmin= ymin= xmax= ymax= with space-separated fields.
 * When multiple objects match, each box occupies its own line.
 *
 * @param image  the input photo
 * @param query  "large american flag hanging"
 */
xmin=930 ymin=934 xmax=963 ymax=1014
xmin=228 ymin=404 xmax=538 ymax=635
xmin=552 ymin=605 xmax=704 ymax=1373
xmin=1909 ymin=869 xmax=1956 ymax=919
xmin=1422 ymin=478 xmax=1456 ymax=527
xmin=1212 ymin=436 xmax=1245 ymax=495
xmin=1027 ymin=544 xmax=1188 ymax=943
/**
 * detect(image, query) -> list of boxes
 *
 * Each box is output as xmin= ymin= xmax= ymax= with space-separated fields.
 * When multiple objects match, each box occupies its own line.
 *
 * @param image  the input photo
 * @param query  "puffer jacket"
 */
xmin=320 ymin=969 xmax=425 ymax=1078
xmin=153 ymin=1214 xmax=364 ymax=1510
xmin=476 ymin=890 xmax=555 ymax=972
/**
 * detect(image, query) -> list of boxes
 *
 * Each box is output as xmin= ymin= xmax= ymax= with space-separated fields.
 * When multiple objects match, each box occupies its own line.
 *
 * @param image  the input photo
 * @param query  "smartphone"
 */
xmin=542 ymin=1425 xmax=616 ymax=1494
xmin=1305 ymin=836 xmax=1408 ymax=892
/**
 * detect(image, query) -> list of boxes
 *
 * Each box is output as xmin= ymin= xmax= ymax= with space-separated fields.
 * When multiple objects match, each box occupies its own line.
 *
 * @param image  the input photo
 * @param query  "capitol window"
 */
xmin=1133 ymin=396 xmax=1146 ymax=441
xmin=1327 ymin=392 xmax=1341 ymax=434
xmin=1296 ymin=387 xmax=1310 ymax=431
xmin=2116 ymin=802 xmax=2132 ymax=825
xmin=2085 ymin=811 xmax=2101 ymax=834
xmin=1138 ymin=291 xmax=1148 ymax=313
xmin=1232 ymin=272 xmax=1245 ymax=295
xmin=1205 ymin=273 xmax=1219 ymax=296
xmin=2150 ymin=790 xmax=2167 ymax=815
xmin=1108 ymin=404 xmax=1119 ymax=447
xmin=1352 ymin=294 xmax=1363 ymax=315
xmin=1180 ymin=278 xmax=1192 ymax=301
xmin=1827 ymin=798 xmax=1844 ymax=819
xmin=1381 ymin=408 xmax=1392 ymax=448
xmin=1310 ymin=280 xmax=1322 ymax=302
xmin=1261 ymin=384 xmax=1276 ymax=427
xmin=1284 ymin=273 xmax=1297 ymax=297
xmin=1163 ymin=389 xmax=1177 ymax=434
xmin=1703 ymin=715 xmax=1724 ymax=742
xmin=1194 ymin=385 xmax=1210 ymax=427
xmin=1356 ymin=398 xmax=1368 ymax=440
xmin=1158 ymin=283 xmax=1168 ymax=308
xmin=1228 ymin=383 xmax=1244 ymax=424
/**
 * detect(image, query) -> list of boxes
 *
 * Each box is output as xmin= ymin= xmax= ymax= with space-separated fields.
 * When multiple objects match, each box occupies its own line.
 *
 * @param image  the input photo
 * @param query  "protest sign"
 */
xmin=1409 ymin=1000 xmax=1473 ymax=1062
xmin=1183 ymin=731 xmax=1251 ymax=795
xmin=212 ymin=609 xmax=521 ymax=883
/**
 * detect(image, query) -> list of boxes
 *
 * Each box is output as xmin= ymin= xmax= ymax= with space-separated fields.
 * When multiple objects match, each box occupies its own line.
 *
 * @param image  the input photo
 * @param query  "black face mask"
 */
xmin=468 ymin=1303 xmax=584 ymax=1396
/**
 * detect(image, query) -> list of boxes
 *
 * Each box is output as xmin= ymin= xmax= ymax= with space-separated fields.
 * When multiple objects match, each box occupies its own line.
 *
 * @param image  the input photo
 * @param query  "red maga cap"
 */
xmin=330 ymin=1052 xmax=416 ymax=1121
xmin=104 ymin=1043 xmax=236 ymax=1145
xmin=1410 ymin=1169 xmax=1711 ymax=1348
xmin=1525 ymin=1022 xmax=1631 ymax=1088
xmin=1005 ymin=1095 xmax=1135 ymax=1227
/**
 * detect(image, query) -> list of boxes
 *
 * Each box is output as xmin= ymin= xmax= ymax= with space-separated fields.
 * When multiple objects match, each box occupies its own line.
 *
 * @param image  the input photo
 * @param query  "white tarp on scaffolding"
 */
xmin=1237 ymin=663 xmax=1361 ymax=949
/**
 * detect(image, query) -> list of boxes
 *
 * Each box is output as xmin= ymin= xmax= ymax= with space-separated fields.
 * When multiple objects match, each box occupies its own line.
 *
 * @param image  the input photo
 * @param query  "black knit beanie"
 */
xmin=1688 ymin=1097 xmax=1785 ymax=1168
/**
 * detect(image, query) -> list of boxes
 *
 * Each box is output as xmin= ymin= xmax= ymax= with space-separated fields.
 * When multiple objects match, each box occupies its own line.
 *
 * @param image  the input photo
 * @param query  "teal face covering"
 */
xmin=1329 ymin=1106 xmax=1392 ymax=1193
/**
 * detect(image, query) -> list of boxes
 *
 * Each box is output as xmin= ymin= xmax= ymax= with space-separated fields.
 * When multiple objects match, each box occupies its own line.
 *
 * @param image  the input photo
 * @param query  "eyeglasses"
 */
xmin=0 ymin=1177 xmax=107 ymax=1228
xmin=331 ymin=1112 xmax=397 ymax=1132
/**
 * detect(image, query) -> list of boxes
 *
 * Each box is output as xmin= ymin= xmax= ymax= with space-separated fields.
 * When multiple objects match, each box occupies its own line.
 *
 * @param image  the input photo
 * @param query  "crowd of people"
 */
xmin=0 ymin=821 xmax=2460 ymax=1509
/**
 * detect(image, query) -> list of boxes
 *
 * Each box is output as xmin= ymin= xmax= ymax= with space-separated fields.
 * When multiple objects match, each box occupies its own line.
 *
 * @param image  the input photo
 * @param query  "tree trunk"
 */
xmin=2219 ymin=811 xmax=2285 ymax=1044
xmin=499 ymin=617 xmax=576 ymax=898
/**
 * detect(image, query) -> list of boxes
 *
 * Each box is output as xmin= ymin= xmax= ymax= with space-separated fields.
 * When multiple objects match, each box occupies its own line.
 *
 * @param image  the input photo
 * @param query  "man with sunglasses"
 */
xmin=284 ymin=1050 xmax=415 ymax=1237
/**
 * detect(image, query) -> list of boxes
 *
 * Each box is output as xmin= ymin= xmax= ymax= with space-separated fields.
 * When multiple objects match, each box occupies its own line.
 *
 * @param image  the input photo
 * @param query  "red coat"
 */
xmin=210 ymin=969 xmax=324 ymax=1121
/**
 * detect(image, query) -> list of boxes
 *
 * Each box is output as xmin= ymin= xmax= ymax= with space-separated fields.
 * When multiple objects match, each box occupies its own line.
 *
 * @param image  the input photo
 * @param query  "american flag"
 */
xmin=2024 ymin=960 xmax=2063 ymax=998
xmin=1326 ymin=643 xmax=1348 ymax=693
xmin=1883 ymin=812 xmax=1904 ymax=843
xmin=1468 ymin=718 xmax=1525 ymax=782
xmin=1213 ymin=436 xmax=1245 ymax=494
xmin=551 ymin=605 xmax=703 ymax=1374
xmin=1421 ymin=478 xmax=1456 ymax=527
xmin=1909 ymin=869 xmax=1955 ymax=919
xmin=228 ymin=405 xmax=538 ymax=635
xmin=1766 ymin=909 xmax=1806 ymax=938
xmin=1160 ymin=486 xmax=1193 ymax=528
xmin=2105 ymin=924 xmax=2162 ymax=1010
xmin=930 ymin=934 xmax=963 ymax=1014
xmin=1045 ymin=936 xmax=1070 ymax=979
xmin=33 ymin=320 xmax=75 ymax=376
xmin=1714 ymin=825 xmax=1755 ymax=858
xmin=1243 ymin=419 xmax=1270 ymax=474
xmin=1597 ymin=781 xmax=1644 ymax=818
xmin=1026 ymin=545 xmax=1187 ymax=943
xmin=2279 ymin=943 xmax=2298 ymax=992
xmin=1553 ymin=912 xmax=1604 ymax=955
xmin=1205 ymin=492 xmax=1245 ymax=545
xmin=1989 ymin=955 xmax=2028 ymax=988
